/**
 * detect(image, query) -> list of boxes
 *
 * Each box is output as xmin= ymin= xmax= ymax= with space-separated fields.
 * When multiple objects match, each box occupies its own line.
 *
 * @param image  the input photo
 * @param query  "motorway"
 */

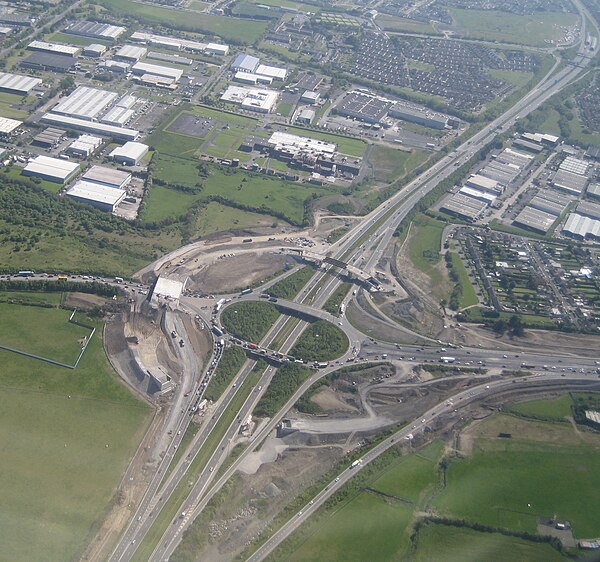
xmin=104 ymin=4 xmax=600 ymax=560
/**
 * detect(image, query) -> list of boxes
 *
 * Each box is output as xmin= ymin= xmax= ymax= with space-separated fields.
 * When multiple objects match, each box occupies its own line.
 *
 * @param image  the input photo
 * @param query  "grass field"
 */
xmin=434 ymin=415 xmax=600 ymax=537
xmin=0 ymin=91 xmax=29 ymax=119
xmin=0 ymin=303 xmax=90 ymax=363
xmin=95 ymin=0 xmax=267 ymax=43
xmin=489 ymin=69 xmax=535 ymax=88
xmin=268 ymin=267 xmax=314 ymax=300
xmin=414 ymin=524 xmax=566 ymax=562
xmin=510 ymin=394 xmax=573 ymax=421
xmin=368 ymin=145 xmax=428 ymax=183
xmin=221 ymin=301 xmax=280 ymax=343
xmin=450 ymin=9 xmax=579 ymax=47
xmin=448 ymin=252 xmax=478 ymax=308
xmin=290 ymin=319 xmax=349 ymax=362
xmin=375 ymin=14 xmax=439 ymax=35
xmin=0 ymin=303 xmax=150 ymax=562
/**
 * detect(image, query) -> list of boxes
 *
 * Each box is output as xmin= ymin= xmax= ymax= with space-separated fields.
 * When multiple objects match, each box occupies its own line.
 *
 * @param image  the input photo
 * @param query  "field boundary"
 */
xmin=0 ymin=308 xmax=95 ymax=369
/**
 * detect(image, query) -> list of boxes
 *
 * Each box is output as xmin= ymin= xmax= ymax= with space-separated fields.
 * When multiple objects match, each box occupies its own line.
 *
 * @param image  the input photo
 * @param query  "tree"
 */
xmin=492 ymin=318 xmax=507 ymax=334
xmin=508 ymin=315 xmax=525 ymax=337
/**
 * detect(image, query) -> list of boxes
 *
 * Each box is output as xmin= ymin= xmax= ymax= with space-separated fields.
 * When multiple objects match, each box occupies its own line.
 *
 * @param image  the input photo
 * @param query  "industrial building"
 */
xmin=552 ymin=169 xmax=589 ymax=195
xmin=300 ymin=90 xmax=320 ymax=105
xmin=562 ymin=213 xmax=600 ymax=240
xmin=521 ymin=132 xmax=560 ymax=146
xmin=221 ymin=85 xmax=279 ymax=113
xmin=231 ymin=53 xmax=260 ymax=73
xmin=496 ymin=148 xmax=533 ymax=168
xmin=528 ymin=190 xmax=570 ymax=216
xmin=587 ymin=183 xmax=600 ymax=200
xmin=465 ymin=174 xmax=503 ymax=195
xmin=268 ymin=131 xmax=336 ymax=156
xmin=110 ymin=141 xmax=149 ymax=165
xmin=23 ymin=155 xmax=79 ymax=183
xmin=66 ymin=20 xmax=126 ymax=41
xmin=66 ymin=180 xmax=126 ymax=212
xmin=255 ymin=64 xmax=287 ymax=81
xmin=114 ymin=44 xmax=147 ymax=63
xmin=66 ymin=134 xmax=103 ymax=157
xmin=576 ymin=200 xmax=600 ymax=221
xmin=135 ymin=73 xmax=177 ymax=89
xmin=147 ymin=51 xmax=192 ymax=66
xmin=0 ymin=72 xmax=42 ymax=94
xmin=131 ymin=61 xmax=183 ymax=83
xmin=32 ymin=127 xmax=65 ymax=148
xmin=130 ymin=31 xmax=228 ymax=56
xmin=440 ymin=193 xmax=487 ymax=221
xmin=560 ymin=156 xmax=589 ymax=175
xmin=41 ymin=113 xmax=139 ymax=141
xmin=21 ymin=52 xmax=77 ymax=73
xmin=388 ymin=103 xmax=449 ymax=130
xmin=234 ymin=71 xmax=272 ymax=86
xmin=52 ymin=86 xmax=118 ymax=120
xmin=100 ymin=105 xmax=135 ymax=126
xmin=28 ymin=40 xmax=80 ymax=57
xmin=296 ymin=108 xmax=315 ymax=125
xmin=0 ymin=117 xmax=22 ymax=136
xmin=82 ymin=165 xmax=131 ymax=189
xmin=82 ymin=43 xmax=107 ymax=57
xmin=334 ymin=92 xmax=390 ymax=124
xmin=101 ymin=60 xmax=130 ymax=73
xmin=206 ymin=43 xmax=229 ymax=56
xmin=513 ymin=207 xmax=557 ymax=234
xmin=458 ymin=186 xmax=496 ymax=204
xmin=512 ymin=138 xmax=544 ymax=153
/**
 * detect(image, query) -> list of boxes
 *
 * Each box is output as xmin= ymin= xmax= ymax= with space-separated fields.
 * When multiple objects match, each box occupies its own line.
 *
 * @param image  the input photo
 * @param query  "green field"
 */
xmin=322 ymin=283 xmax=351 ymax=315
xmin=204 ymin=346 xmax=247 ymax=402
xmin=448 ymin=252 xmax=478 ymax=308
xmin=450 ymin=9 xmax=579 ymax=47
xmin=0 ymin=91 xmax=29 ymax=119
xmin=221 ymin=301 xmax=280 ymax=343
xmin=268 ymin=267 xmax=314 ymax=300
xmin=290 ymin=319 xmax=349 ymax=362
xmin=0 ymin=303 xmax=150 ymax=562
xmin=414 ymin=524 xmax=566 ymax=562
xmin=375 ymin=14 xmax=439 ymax=35
xmin=510 ymin=394 xmax=573 ymax=421
xmin=368 ymin=145 xmax=429 ymax=183
xmin=96 ymin=0 xmax=267 ymax=43
xmin=489 ymin=69 xmax=535 ymax=88
xmin=434 ymin=415 xmax=600 ymax=536
xmin=0 ymin=303 xmax=90 ymax=363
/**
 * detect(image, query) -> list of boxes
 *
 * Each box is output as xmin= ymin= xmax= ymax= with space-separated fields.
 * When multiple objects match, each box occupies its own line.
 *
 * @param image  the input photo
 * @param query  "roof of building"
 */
xmin=152 ymin=276 xmax=184 ymax=300
xmin=441 ymin=193 xmax=487 ymax=220
xmin=28 ymin=40 xmax=80 ymax=56
xmin=231 ymin=53 xmax=260 ymax=73
xmin=66 ymin=180 xmax=126 ymax=207
xmin=53 ymin=86 xmax=118 ymax=120
xmin=298 ymin=108 xmax=316 ymax=119
xmin=528 ymin=193 xmax=567 ymax=216
xmin=0 ymin=116 xmax=22 ymax=134
xmin=66 ymin=20 xmax=126 ymax=40
xmin=115 ymin=44 xmax=147 ymax=60
xmin=67 ymin=134 xmax=103 ymax=153
xmin=587 ymin=182 xmax=600 ymax=198
xmin=459 ymin=186 xmax=496 ymax=203
xmin=131 ymin=61 xmax=183 ymax=80
xmin=255 ymin=63 xmax=287 ymax=80
xmin=221 ymin=85 xmax=278 ymax=112
xmin=83 ymin=43 xmax=107 ymax=54
xmin=100 ymin=105 xmax=135 ymax=126
xmin=552 ymin=169 xmax=589 ymax=194
xmin=269 ymin=131 xmax=335 ymax=155
xmin=82 ymin=165 xmax=131 ymax=187
xmin=467 ymin=174 xmax=499 ymax=190
xmin=41 ymin=113 xmax=139 ymax=140
xmin=23 ymin=155 xmax=79 ymax=180
xmin=110 ymin=141 xmax=149 ymax=162
xmin=0 ymin=71 xmax=42 ymax=93
xmin=562 ymin=213 xmax=600 ymax=238
xmin=576 ymin=200 xmax=600 ymax=220
xmin=513 ymin=206 xmax=557 ymax=233
xmin=560 ymin=155 xmax=589 ymax=175
xmin=21 ymin=52 xmax=77 ymax=70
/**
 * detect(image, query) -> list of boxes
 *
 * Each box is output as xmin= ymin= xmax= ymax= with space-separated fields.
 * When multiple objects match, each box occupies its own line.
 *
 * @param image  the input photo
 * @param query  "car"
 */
xmin=335 ymin=477 xmax=340 ymax=482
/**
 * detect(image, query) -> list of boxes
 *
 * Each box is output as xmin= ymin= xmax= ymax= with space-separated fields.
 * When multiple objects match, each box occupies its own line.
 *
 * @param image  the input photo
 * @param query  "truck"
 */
xmin=440 ymin=356 xmax=456 ymax=363
xmin=240 ymin=288 xmax=252 ymax=295
xmin=212 ymin=325 xmax=223 ymax=337
xmin=339 ymin=303 xmax=345 ymax=315
xmin=114 ymin=276 xmax=124 ymax=283
xmin=351 ymin=459 xmax=362 ymax=469
xmin=17 ymin=270 xmax=34 ymax=277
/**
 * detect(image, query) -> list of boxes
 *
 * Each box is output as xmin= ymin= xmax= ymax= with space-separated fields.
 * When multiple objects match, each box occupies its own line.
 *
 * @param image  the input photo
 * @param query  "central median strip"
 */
xmin=131 ymin=362 xmax=266 ymax=562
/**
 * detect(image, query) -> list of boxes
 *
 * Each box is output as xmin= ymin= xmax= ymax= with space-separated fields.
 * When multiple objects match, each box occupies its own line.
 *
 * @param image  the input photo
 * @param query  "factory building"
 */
xmin=23 ymin=155 xmax=79 ymax=184
xmin=513 ymin=207 xmax=557 ymax=234
xmin=255 ymin=64 xmax=287 ymax=81
xmin=388 ymin=103 xmax=449 ymax=130
xmin=65 ymin=21 xmax=126 ymax=41
xmin=300 ymin=90 xmax=320 ymax=105
xmin=296 ymin=108 xmax=315 ymax=125
xmin=0 ymin=117 xmax=23 ymax=137
xmin=205 ymin=42 xmax=229 ymax=56
xmin=562 ymin=213 xmax=600 ymax=240
xmin=234 ymin=71 xmax=272 ymax=85
xmin=66 ymin=180 xmax=126 ymax=212
xmin=147 ymin=51 xmax=192 ymax=66
xmin=132 ymin=61 xmax=183 ymax=83
xmin=130 ymin=31 xmax=228 ymax=56
xmin=66 ymin=135 xmax=103 ymax=158
xmin=0 ymin=72 xmax=42 ymax=94
xmin=552 ymin=169 xmax=589 ymax=195
xmin=587 ymin=183 xmax=600 ymax=200
xmin=28 ymin=40 xmax=80 ymax=57
xmin=101 ymin=60 xmax=131 ymax=73
xmin=32 ymin=127 xmax=65 ymax=148
xmin=82 ymin=165 xmax=131 ymax=189
xmin=458 ymin=186 xmax=496 ymax=204
xmin=100 ymin=105 xmax=135 ymax=126
xmin=440 ymin=193 xmax=487 ymax=221
xmin=82 ymin=44 xmax=107 ymax=57
xmin=40 ymin=113 xmax=139 ymax=141
xmin=20 ymin=52 xmax=77 ymax=73
xmin=114 ymin=44 xmax=148 ymax=63
xmin=221 ymin=85 xmax=279 ymax=113
xmin=231 ymin=53 xmax=260 ymax=73
xmin=334 ymin=92 xmax=391 ymax=124
xmin=110 ymin=141 xmax=149 ymax=165
xmin=465 ymin=174 xmax=503 ymax=195
xmin=52 ymin=86 xmax=118 ymax=120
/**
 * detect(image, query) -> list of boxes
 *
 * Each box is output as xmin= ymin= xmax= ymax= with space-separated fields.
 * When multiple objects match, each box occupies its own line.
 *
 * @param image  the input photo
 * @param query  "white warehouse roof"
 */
xmin=100 ymin=105 xmax=135 ymax=126
xmin=110 ymin=141 xmax=149 ymax=164
xmin=53 ymin=86 xmax=118 ymax=120
xmin=28 ymin=40 xmax=80 ymax=56
xmin=23 ymin=155 xmax=79 ymax=182
xmin=256 ymin=64 xmax=287 ymax=81
xmin=115 ymin=44 xmax=147 ymax=61
xmin=41 ymin=113 xmax=139 ymax=140
xmin=82 ymin=165 xmax=131 ymax=188
xmin=131 ymin=61 xmax=183 ymax=81
xmin=0 ymin=72 xmax=42 ymax=94
xmin=206 ymin=42 xmax=229 ymax=55
xmin=66 ymin=180 xmax=126 ymax=209
xmin=0 ymin=116 xmax=22 ymax=134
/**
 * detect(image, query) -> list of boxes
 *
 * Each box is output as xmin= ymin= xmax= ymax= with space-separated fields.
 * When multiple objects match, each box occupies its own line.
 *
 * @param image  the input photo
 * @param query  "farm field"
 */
xmin=450 ymin=9 xmax=579 ymax=47
xmin=413 ymin=524 xmax=566 ymax=562
xmin=510 ymin=394 xmax=574 ymax=421
xmin=95 ymin=0 xmax=267 ymax=43
xmin=0 ymin=303 xmax=150 ymax=562
xmin=0 ymin=302 xmax=90 ymax=364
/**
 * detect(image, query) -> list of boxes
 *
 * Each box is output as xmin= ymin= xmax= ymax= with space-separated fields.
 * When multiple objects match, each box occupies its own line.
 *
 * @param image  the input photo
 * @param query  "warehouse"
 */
xmin=576 ymin=200 xmax=600 ymax=221
xmin=147 ymin=51 xmax=192 ymax=66
xmin=334 ymin=92 xmax=390 ymax=124
xmin=130 ymin=31 xmax=229 ymax=55
xmin=82 ymin=165 xmax=131 ymax=189
xmin=221 ymin=85 xmax=279 ymax=113
xmin=206 ymin=43 xmax=229 ymax=56
xmin=255 ymin=64 xmax=287 ymax=81
xmin=268 ymin=131 xmax=336 ymax=156
xmin=296 ymin=108 xmax=315 ymax=125
xmin=459 ymin=186 xmax=496 ymax=204
xmin=21 ymin=52 xmax=77 ymax=73
xmin=529 ymin=190 xmax=570 ymax=216
xmin=41 ymin=113 xmax=139 ymax=140
xmin=562 ymin=213 xmax=600 ymax=240
xmin=513 ymin=206 xmax=557 ymax=234
xmin=389 ymin=103 xmax=448 ymax=130
xmin=101 ymin=105 xmax=135 ymax=126
xmin=52 ymin=86 xmax=118 ymax=120
xmin=23 ymin=155 xmax=79 ymax=183
xmin=110 ymin=141 xmax=149 ymax=165
xmin=466 ymin=174 xmax=502 ymax=194
xmin=512 ymin=138 xmax=544 ymax=153
xmin=587 ymin=183 xmax=600 ymax=200
xmin=116 ymin=94 xmax=137 ymax=109
xmin=521 ymin=132 xmax=560 ymax=146
xmin=440 ymin=193 xmax=487 ymax=221
xmin=231 ymin=53 xmax=260 ymax=73
xmin=66 ymin=134 xmax=103 ymax=157
xmin=479 ymin=161 xmax=520 ymax=186
xmin=82 ymin=43 xmax=107 ymax=57
xmin=115 ymin=44 xmax=148 ymax=63
xmin=560 ymin=156 xmax=589 ymax=175
xmin=131 ymin=61 xmax=183 ymax=82
xmin=496 ymin=148 xmax=533 ymax=168
xmin=135 ymin=73 xmax=177 ymax=89
xmin=32 ymin=127 xmax=65 ymax=148
xmin=101 ymin=60 xmax=130 ymax=73
xmin=300 ymin=90 xmax=320 ymax=105
xmin=66 ymin=180 xmax=126 ymax=212
xmin=0 ymin=117 xmax=22 ymax=136
xmin=28 ymin=40 xmax=80 ymax=57
xmin=66 ymin=20 xmax=126 ymax=41
xmin=552 ymin=169 xmax=589 ymax=195
xmin=0 ymin=72 xmax=42 ymax=94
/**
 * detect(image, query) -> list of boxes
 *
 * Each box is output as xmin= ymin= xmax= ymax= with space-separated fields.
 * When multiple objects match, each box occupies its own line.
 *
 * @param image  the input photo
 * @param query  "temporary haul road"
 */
xmin=105 ymin=6 xmax=600 ymax=561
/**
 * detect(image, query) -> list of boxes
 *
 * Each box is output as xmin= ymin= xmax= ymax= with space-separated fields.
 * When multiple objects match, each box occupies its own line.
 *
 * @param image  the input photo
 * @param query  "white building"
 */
xmin=28 ymin=40 xmax=80 ymax=57
xmin=23 ymin=155 xmax=79 ymax=183
xmin=66 ymin=134 xmax=103 ymax=157
xmin=221 ymin=85 xmax=279 ymax=113
xmin=66 ymin=180 xmax=126 ymax=212
xmin=82 ymin=43 xmax=107 ymax=57
xmin=52 ymin=86 xmax=118 ymax=120
xmin=110 ymin=141 xmax=149 ymax=165
xmin=131 ymin=61 xmax=183 ymax=82
xmin=114 ymin=44 xmax=148 ymax=62
xmin=40 ymin=113 xmax=139 ymax=141
xmin=0 ymin=116 xmax=23 ymax=136
xmin=0 ymin=72 xmax=42 ymax=94
xmin=82 ymin=165 xmax=131 ymax=189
